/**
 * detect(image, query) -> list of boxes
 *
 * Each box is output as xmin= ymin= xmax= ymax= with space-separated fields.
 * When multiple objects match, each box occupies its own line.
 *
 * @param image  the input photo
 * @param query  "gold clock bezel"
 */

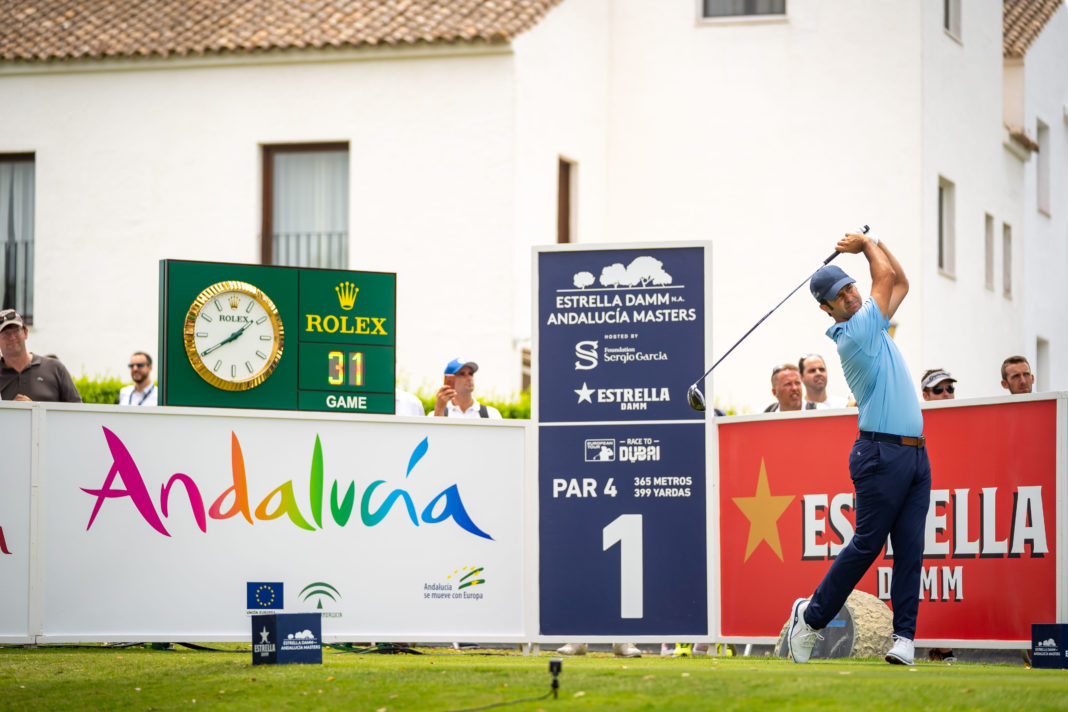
xmin=182 ymin=280 xmax=285 ymax=392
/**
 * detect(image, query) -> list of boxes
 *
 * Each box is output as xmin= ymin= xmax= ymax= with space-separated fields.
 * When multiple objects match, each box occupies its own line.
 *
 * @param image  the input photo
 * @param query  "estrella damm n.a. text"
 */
xmin=305 ymin=314 xmax=389 ymax=335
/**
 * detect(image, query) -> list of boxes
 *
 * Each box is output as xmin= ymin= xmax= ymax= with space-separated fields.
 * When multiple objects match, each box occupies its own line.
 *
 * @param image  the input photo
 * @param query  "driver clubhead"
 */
xmin=686 ymin=384 xmax=706 ymax=411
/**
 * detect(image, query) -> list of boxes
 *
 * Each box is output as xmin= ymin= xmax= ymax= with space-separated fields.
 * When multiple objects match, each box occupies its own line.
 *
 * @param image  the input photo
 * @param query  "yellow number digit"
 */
xmin=349 ymin=352 xmax=364 ymax=386
xmin=327 ymin=350 xmax=343 ymax=385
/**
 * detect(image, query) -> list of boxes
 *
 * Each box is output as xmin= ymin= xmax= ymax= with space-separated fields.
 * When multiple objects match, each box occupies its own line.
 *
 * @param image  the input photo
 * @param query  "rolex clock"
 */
xmin=183 ymin=280 xmax=284 ymax=391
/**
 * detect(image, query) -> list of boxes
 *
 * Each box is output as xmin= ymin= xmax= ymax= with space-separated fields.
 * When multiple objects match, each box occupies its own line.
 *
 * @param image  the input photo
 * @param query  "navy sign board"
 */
xmin=252 ymin=613 xmax=323 ymax=665
xmin=1032 ymin=623 xmax=1068 ymax=669
xmin=535 ymin=243 xmax=711 ymax=636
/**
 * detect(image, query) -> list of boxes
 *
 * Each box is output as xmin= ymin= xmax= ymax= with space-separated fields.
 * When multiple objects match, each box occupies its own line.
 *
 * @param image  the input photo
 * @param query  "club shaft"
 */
xmin=687 ymin=251 xmax=837 ymax=384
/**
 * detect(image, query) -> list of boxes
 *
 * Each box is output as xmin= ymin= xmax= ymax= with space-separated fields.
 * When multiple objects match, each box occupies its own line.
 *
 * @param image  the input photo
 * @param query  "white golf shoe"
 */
xmin=555 ymin=643 xmax=587 ymax=656
xmin=787 ymin=598 xmax=822 ymax=664
xmin=613 ymin=642 xmax=642 ymax=658
xmin=885 ymin=636 xmax=915 ymax=665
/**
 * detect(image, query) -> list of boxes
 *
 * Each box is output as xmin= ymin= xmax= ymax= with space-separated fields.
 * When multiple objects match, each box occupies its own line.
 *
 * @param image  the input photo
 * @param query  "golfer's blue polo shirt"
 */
xmin=826 ymin=296 xmax=922 ymax=437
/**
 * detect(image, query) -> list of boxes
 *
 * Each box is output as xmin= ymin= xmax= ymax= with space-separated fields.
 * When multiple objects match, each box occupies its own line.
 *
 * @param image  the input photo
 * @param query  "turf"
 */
xmin=2 ymin=645 xmax=1066 ymax=712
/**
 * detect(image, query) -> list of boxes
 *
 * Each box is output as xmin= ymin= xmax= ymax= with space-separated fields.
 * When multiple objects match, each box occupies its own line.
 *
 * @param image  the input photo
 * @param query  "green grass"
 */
xmin=2 ymin=645 xmax=1066 ymax=712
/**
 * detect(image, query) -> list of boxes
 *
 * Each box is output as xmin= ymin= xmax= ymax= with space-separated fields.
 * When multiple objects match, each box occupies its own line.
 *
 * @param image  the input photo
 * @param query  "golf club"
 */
xmin=686 ymin=225 xmax=870 ymax=411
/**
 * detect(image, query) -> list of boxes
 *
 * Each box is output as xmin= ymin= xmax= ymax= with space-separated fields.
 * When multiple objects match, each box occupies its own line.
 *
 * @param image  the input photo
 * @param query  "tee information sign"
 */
xmin=159 ymin=260 xmax=396 ymax=413
xmin=535 ymin=243 xmax=711 ymax=637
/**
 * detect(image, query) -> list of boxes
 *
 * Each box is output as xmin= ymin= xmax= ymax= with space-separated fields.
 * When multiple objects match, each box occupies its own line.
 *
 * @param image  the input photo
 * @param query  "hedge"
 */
xmin=73 ymin=376 xmax=532 ymax=419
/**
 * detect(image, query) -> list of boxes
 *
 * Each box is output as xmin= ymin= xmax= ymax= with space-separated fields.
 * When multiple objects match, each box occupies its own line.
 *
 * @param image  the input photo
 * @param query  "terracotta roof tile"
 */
xmin=0 ymin=0 xmax=563 ymax=63
xmin=1003 ymin=0 xmax=1064 ymax=58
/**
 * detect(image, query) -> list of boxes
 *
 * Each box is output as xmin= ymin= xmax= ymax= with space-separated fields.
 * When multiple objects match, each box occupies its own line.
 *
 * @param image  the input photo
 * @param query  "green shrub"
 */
xmin=74 ymin=375 xmax=127 ymax=404
xmin=483 ymin=389 xmax=530 ymax=419
xmin=72 ymin=375 xmax=533 ymax=418
xmin=408 ymin=383 xmax=530 ymax=419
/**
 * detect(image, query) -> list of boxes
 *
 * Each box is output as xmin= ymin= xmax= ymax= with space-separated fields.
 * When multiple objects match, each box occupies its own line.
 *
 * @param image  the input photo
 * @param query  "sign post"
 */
xmin=534 ymin=243 xmax=712 ymax=638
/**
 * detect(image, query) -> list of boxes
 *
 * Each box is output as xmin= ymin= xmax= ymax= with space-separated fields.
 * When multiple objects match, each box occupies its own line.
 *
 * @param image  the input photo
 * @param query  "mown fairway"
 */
xmin=2 ymin=646 xmax=1066 ymax=712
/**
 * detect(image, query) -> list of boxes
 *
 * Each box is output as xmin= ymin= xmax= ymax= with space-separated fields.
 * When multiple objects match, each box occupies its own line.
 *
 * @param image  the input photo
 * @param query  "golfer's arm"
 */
xmin=863 ymin=239 xmax=895 ymax=318
xmin=876 ymin=240 xmax=908 ymax=319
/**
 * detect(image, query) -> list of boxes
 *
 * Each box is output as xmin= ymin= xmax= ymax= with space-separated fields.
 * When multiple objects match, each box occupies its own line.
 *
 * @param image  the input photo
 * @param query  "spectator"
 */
xmin=119 ymin=352 xmax=157 ymax=405
xmin=799 ymin=354 xmax=849 ymax=409
xmin=0 ymin=309 xmax=81 ymax=402
xmin=918 ymin=370 xmax=958 ymax=665
xmin=920 ymin=369 xmax=956 ymax=401
xmin=431 ymin=359 xmax=502 ymax=419
xmin=764 ymin=363 xmax=815 ymax=412
xmin=395 ymin=389 xmax=426 ymax=416
xmin=1000 ymin=356 xmax=1034 ymax=394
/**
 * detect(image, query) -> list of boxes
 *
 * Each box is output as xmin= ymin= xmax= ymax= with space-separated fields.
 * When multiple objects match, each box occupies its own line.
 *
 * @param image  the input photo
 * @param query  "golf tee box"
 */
xmin=252 ymin=612 xmax=323 ymax=665
xmin=1031 ymin=624 xmax=1068 ymax=669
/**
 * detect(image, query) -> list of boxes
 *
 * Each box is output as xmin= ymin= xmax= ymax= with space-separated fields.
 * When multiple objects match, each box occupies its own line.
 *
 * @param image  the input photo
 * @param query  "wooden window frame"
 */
xmin=261 ymin=142 xmax=349 ymax=265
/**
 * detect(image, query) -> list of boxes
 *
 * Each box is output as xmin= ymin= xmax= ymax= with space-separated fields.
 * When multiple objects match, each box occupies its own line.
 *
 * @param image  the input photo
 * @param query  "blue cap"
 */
xmin=810 ymin=265 xmax=855 ymax=302
xmin=444 ymin=358 xmax=479 ymax=375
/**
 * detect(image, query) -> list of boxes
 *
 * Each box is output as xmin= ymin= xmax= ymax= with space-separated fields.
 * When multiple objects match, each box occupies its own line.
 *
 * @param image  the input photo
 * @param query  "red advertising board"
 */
xmin=718 ymin=399 xmax=1060 ymax=644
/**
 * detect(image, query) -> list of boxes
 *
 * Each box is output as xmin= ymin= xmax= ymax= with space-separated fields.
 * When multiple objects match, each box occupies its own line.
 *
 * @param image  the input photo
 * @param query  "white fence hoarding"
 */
xmin=13 ymin=403 xmax=526 ymax=642
xmin=0 ymin=405 xmax=32 ymax=643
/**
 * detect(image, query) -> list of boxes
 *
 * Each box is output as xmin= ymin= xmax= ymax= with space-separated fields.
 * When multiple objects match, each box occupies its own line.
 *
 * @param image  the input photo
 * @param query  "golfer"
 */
xmin=787 ymin=230 xmax=931 ymax=666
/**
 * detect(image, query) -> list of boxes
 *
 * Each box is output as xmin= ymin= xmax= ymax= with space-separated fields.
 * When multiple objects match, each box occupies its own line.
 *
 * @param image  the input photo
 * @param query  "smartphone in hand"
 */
xmin=444 ymin=374 xmax=455 ymax=388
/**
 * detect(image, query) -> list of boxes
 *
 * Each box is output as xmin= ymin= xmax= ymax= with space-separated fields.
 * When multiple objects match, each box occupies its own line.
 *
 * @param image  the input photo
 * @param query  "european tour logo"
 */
xmin=81 ymin=428 xmax=492 ymax=540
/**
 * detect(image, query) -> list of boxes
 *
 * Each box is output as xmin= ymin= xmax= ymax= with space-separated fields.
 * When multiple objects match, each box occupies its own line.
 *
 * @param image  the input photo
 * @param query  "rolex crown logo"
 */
xmin=228 ymin=295 xmax=241 ymax=309
xmin=335 ymin=281 xmax=359 ymax=311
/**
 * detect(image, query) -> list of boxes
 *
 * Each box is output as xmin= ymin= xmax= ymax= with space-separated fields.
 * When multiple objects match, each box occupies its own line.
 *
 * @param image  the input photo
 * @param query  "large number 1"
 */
xmin=603 ymin=514 xmax=643 ymax=619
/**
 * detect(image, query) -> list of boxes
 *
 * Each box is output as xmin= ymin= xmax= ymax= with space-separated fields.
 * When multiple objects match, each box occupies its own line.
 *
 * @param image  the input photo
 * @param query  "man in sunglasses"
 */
xmin=920 ymin=369 xmax=956 ymax=401
xmin=119 ymin=352 xmax=157 ymax=406
xmin=0 ymin=309 xmax=81 ymax=403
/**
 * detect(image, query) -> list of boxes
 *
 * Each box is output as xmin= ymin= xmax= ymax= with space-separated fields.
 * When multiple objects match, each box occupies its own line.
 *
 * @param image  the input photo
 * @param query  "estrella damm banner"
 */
xmin=718 ymin=400 xmax=1058 ymax=643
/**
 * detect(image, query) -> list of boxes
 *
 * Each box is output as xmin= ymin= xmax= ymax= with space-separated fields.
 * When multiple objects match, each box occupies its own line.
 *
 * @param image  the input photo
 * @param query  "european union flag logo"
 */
xmin=247 ymin=582 xmax=284 ymax=610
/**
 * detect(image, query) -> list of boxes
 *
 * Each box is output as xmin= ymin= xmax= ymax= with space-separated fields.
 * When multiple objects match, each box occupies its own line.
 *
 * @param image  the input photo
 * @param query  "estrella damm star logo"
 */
xmin=732 ymin=459 xmax=794 ymax=561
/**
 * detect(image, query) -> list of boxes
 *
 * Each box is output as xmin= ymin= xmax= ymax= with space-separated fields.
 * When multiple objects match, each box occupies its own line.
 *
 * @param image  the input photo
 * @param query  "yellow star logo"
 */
xmin=732 ymin=459 xmax=794 ymax=561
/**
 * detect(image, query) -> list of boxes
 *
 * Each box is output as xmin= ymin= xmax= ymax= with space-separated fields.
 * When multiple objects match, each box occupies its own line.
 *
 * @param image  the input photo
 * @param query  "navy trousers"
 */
xmin=804 ymin=438 xmax=931 ymax=640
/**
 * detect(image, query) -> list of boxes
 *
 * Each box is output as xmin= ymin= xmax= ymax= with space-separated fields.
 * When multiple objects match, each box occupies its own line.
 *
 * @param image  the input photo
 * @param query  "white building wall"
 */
xmin=920 ymin=0 xmax=1026 ymax=399
xmin=511 ymin=0 xmax=613 ymax=371
xmin=1021 ymin=5 xmax=1068 ymax=393
xmin=0 ymin=48 xmax=523 ymax=394
xmin=601 ymin=0 xmax=925 ymax=412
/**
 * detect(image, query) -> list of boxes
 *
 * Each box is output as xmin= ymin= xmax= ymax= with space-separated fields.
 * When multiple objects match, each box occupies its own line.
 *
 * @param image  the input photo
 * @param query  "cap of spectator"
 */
xmin=1001 ymin=356 xmax=1034 ymax=394
xmin=444 ymin=358 xmax=479 ymax=375
xmin=920 ymin=369 xmax=956 ymax=401
xmin=0 ymin=308 xmax=25 ymax=332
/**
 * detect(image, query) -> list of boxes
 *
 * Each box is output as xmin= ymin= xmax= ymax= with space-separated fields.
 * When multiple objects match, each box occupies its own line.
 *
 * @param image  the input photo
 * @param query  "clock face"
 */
xmin=183 ymin=281 xmax=284 ymax=391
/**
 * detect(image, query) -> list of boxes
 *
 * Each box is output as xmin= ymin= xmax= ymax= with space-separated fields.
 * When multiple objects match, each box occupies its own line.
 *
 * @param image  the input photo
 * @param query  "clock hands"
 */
xmin=200 ymin=321 xmax=253 ymax=357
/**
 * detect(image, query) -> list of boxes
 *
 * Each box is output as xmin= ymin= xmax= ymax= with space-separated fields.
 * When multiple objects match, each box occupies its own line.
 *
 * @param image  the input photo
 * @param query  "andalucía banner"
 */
xmin=718 ymin=399 xmax=1058 ymax=643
